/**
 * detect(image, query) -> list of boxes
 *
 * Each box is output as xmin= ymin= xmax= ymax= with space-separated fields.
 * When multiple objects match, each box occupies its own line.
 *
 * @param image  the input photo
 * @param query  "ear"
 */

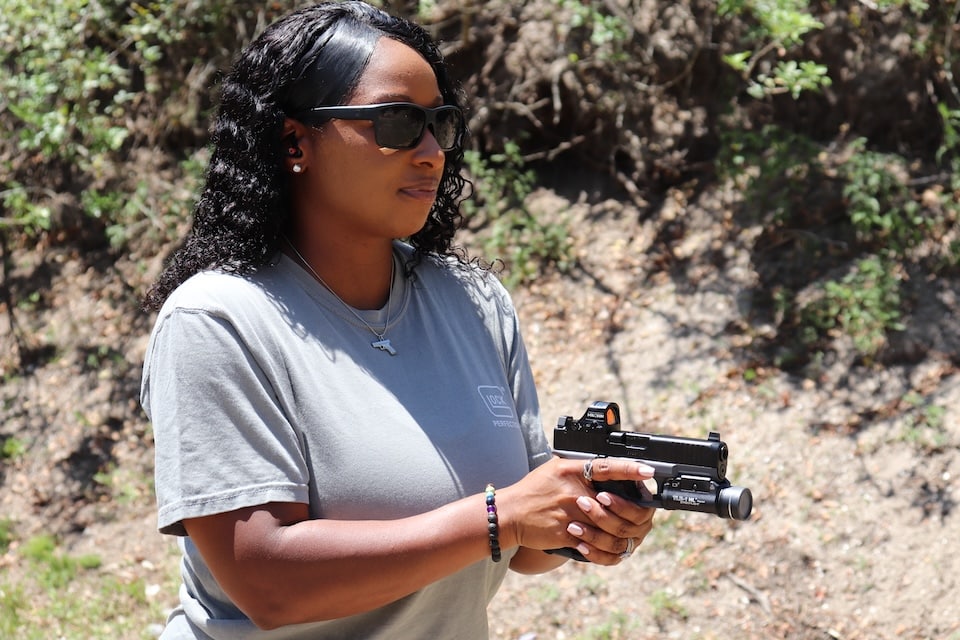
xmin=281 ymin=118 xmax=312 ymax=174
xmin=285 ymin=133 xmax=303 ymax=158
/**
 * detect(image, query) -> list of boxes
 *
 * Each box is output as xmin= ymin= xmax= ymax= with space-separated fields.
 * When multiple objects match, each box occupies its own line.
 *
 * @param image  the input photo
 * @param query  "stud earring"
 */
xmin=292 ymin=163 xmax=303 ymax=174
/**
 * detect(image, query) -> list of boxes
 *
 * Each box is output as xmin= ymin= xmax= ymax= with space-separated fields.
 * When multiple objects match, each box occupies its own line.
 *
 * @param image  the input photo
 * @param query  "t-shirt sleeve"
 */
xmin=510 ymin=332 xmax=552 ymax=471
xmin=142 ymin=308 xmax=310 ymax=536
xmin=492 ymin=280 xmax=552 ymax=471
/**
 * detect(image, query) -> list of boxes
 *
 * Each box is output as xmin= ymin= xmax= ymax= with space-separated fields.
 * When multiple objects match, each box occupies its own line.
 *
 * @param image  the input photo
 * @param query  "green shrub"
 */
xmin=552 ymin=0 xmax=631 ymax=62
xmin=464 ymin=143 xmax=574 ymax=287
xmin=717 ymin=123 xmax=823 ymax=224
xmin=0 ymin=0 xmax=298 ymax=243
xmin=720 ymin=0 xmax=831 ymax=99
xmin=800 ymin=255 xmax=904 ymax=359
xmin=840 ymin=138 xmax=927 ymax=254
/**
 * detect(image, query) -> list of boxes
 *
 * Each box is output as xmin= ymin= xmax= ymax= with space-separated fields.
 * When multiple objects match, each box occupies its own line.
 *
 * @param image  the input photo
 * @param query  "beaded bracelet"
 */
xmin=484 ymin=483 xmax=502 ymax=562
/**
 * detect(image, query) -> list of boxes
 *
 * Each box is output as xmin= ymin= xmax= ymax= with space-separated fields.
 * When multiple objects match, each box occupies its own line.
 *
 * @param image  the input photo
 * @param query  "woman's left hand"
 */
xmin=565 ymin=462 xmax=656 ymax=564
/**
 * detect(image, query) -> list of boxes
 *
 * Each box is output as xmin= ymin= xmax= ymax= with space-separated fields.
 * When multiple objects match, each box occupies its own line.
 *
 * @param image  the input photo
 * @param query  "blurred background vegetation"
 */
xmin=2 ymin=0 xmax=957 ymax=369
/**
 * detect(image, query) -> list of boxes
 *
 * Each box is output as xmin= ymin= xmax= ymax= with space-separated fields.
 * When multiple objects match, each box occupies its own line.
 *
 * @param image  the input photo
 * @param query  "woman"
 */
xmin=140 ymin=2 xmax=655 ymax=638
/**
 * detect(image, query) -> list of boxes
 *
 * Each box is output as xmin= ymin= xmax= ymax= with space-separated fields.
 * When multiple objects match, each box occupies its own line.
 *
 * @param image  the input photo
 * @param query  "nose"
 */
xmin=413 ymin=126 xmax=445 ymax=166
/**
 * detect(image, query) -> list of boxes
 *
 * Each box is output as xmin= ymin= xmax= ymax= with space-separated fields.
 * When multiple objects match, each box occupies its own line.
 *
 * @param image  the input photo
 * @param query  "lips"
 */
xmin=399 ymin=181 xmax=440 ymax=200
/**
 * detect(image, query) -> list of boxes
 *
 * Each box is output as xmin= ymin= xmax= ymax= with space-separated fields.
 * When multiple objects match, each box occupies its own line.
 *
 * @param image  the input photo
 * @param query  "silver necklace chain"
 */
xmin=285 ymin=238 xmax=398 ymax=355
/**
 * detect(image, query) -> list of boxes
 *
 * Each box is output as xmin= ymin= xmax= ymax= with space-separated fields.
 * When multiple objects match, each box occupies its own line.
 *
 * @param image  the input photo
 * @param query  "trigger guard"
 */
xmin=593 ymin=478 xmax=659 ymax=508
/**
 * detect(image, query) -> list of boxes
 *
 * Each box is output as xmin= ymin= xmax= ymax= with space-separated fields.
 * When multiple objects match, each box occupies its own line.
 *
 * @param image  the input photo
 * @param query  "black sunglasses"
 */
xmin=294 ymin=102 xmax=464 ymax=151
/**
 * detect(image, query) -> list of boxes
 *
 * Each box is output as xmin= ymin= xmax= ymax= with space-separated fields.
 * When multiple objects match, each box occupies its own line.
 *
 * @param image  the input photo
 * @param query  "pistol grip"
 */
xmin=545 ymin=547 xmax=588 ymax=562
xmin=546 ymin=478 xmax=661 ymax=561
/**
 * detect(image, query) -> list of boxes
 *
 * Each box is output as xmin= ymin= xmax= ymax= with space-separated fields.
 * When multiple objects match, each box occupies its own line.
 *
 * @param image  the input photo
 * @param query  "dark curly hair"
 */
xmin=144 ymin=1 xmax=468 ymax=311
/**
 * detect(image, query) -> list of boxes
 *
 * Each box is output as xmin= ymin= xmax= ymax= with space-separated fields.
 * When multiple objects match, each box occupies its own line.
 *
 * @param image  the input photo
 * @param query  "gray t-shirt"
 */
xmin=141 ymin=243 xmax=551 ymax=639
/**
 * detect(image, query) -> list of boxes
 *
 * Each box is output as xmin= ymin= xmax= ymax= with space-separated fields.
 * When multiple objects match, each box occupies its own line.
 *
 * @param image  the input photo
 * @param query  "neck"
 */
xmin=284 ymin=237 xmax=396 ymax=310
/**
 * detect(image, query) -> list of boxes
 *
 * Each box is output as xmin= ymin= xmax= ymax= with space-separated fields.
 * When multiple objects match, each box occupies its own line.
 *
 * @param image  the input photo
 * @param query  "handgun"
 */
xmin=550 ymin=401 xmax=753 ymax=560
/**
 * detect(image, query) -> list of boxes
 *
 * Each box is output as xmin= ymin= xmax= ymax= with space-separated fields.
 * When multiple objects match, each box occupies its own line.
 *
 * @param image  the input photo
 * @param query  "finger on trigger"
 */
xmin=636 ymin=462 xmax=655 ymax=477
xmin=596 ymin=458 xmax=655 ymax=479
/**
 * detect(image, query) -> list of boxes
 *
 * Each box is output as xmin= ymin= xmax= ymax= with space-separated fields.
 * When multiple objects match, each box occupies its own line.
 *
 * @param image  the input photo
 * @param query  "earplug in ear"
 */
xmin=286 ymin=134 xmax=303 ymax=158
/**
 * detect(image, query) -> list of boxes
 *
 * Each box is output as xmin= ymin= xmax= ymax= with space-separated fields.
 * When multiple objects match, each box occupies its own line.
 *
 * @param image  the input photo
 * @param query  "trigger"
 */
xmin=637 ymin=479 xmax=656 ymax=502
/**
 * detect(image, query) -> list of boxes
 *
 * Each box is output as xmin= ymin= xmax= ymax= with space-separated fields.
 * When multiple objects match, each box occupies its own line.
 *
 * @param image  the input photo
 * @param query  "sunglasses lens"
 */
xmin=433 ymin=109 xmax=462 ymax=151
xmin=374 ymin=105 xmax=462 ymax=151
xmin=376 ymin=105 xmax=426 ymax=149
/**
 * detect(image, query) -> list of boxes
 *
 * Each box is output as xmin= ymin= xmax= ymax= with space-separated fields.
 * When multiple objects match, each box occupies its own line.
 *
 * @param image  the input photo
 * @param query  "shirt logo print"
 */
xmin=477 ymin=385 xmax=514 ymax=418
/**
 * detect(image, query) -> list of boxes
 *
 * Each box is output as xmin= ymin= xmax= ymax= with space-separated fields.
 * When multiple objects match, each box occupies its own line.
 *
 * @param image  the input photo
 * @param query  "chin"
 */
xmin=394 ymin=209 xmax=433 ymax=238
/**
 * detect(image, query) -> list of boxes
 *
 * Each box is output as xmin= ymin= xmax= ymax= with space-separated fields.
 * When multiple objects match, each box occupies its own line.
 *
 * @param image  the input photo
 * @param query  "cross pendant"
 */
xmin=371 ymin=338 xmax=397 ymax=356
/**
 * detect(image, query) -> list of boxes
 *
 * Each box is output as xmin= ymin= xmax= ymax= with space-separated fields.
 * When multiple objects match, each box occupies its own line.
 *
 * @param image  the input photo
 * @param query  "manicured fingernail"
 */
xmin=596 ymin=492 xmax=612 ymax=507
xmin=637 ymin=464 xmax=655 ymax=476
xmin=576 ymin=496 xmax=592 ymax=512
xmin=576 ymin=543 xmax=590 ymax=556
xmin=567 ymin=522 xmax=585 ymax=536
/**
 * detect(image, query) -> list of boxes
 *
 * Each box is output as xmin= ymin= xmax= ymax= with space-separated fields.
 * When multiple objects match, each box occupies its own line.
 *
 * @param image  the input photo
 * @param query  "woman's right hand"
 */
xmin=497 ymin=456 xmax=657 ymax=565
